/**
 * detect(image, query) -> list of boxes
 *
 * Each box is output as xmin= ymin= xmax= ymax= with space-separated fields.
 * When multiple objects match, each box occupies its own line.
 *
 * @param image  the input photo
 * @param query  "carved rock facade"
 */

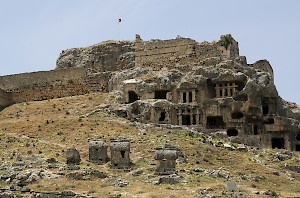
xmin=108 ymin=35 xmax=300 ymax=151
xmin=0 ymin=34 xmax=299 ymax=151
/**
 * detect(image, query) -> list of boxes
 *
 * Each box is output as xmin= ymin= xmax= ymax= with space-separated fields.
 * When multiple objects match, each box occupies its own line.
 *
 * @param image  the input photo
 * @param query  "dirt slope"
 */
xmin=0 ymin=92 xmax=300 ymax=197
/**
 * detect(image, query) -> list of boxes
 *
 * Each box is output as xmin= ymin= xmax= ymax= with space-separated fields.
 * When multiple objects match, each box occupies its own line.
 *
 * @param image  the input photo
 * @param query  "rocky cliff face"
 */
xmin=55 ymin=34 xmax=300 ymax=151
xmin=56 ymin=40 xmax=135 ymax=72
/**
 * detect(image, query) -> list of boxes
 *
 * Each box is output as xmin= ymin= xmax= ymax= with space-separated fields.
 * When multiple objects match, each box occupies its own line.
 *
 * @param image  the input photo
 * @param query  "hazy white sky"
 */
xmin=0 ymin=0 xmax=299 ymax=104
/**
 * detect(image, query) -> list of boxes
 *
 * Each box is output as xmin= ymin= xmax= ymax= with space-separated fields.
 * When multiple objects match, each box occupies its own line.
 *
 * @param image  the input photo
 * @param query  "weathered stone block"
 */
xmin=66 ymin=148 xmax=80 ymax=165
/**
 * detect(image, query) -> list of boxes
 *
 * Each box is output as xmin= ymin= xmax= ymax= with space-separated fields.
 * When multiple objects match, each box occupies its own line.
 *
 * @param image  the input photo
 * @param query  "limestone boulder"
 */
xmin=56 ymin=40 xmax=135 ymax=72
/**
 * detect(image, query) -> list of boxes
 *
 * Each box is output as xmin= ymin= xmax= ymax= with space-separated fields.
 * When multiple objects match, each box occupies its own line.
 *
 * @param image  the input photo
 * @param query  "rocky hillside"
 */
xmin=55 ymin=35 xmax=300 ymax=152
xmin=1 ymin=92 xmax=300 ymax=197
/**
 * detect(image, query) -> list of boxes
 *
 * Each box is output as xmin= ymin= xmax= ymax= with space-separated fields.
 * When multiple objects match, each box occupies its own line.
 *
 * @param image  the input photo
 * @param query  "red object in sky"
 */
xmin=118 ymin=18 xmax=122 ymax=23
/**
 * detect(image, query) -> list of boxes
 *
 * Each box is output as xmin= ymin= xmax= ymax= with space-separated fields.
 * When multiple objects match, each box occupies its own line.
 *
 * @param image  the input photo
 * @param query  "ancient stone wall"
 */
xmin=0 ymin=68 xmax=86 ymax=90
xmin=135 ymin=34 xmax=239 ymax=70
xmin=0 ymin=88 xmax=13 ymax=110
xmin=0 ymin=68 xmax=110 ymax=103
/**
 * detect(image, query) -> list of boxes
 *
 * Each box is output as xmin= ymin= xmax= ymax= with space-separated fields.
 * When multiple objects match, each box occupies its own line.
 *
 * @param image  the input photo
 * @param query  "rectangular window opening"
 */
xmin=155 ymin=90 xmax=168 ymax=99
xmin=272 ymin=138 xmax=285 ymax=149
xmin=182 ymin=92 xmax=187 ymax=103
xmin=253 ymin=125 xmax=258 ymax=135
xmin=182 ymin=115 xmax=191 ymax=125
xmin=189 ymin=92 xmax=193 ymax=103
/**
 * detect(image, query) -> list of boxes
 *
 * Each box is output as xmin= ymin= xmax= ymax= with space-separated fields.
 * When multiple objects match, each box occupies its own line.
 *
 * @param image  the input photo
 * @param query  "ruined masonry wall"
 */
xmin=0 ymin=68 xmax=86 ymax=90
xmin=0 ymin=68 xmax=110 ymax=103
xmin=135 ymin=37 xmax=229 ymax=69
xmin=0 ymin=88 xmax=13 ymax=109
xmin=0 ymin=35 xmax=239 ymax=107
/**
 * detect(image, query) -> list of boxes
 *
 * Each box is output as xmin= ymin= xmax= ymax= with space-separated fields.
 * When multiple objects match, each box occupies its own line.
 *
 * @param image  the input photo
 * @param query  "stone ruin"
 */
xmin=89 ymin=140 xmax=108 ymax=164
xmin=154 ymin=148 xmax=178 ymax=175
xmin=66 ymin=139 xmax=132 ymax=169
xmin=68 ymin=140 xmax=183 ymax=179
xmin=66 ymin=148 xmax=81 ymax=165
xmin=107 ymin=34 xmax=300 ymax=151
xmin=110 ymin=139 xmax=131 ymax=168
xmin=0 ymin=33 xmax=300 ymax=151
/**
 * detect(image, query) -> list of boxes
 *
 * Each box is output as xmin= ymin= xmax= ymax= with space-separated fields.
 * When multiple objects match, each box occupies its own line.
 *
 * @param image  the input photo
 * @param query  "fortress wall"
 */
xmin=135 ymin=37 xmax=229 ymax=69
xmin=0 ymin=88 xmax=13 ymax=109
xmin=0 ymin=68 xmax=110 ymax=103
xmin=0 ymin=68 xmax=86 ymax=90
xmin=136 ymin=38 xmax=196 ymax=51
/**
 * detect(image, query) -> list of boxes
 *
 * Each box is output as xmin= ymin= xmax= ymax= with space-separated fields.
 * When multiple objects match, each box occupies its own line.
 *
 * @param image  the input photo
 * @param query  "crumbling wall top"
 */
xmin=89 ymin=139 xmax=107 ymax=147
xmin=110 ymin=139 xmax=130 ymax=151
xmin=135 ymin=34 xmax=240 ymax=70
xmin=155 ymin=149 xmax=177 ymax=160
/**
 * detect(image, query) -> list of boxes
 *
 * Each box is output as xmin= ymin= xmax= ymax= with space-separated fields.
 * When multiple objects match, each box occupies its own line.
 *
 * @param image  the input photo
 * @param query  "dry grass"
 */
xmin=0 ymin=92 xmax=300 ymax=197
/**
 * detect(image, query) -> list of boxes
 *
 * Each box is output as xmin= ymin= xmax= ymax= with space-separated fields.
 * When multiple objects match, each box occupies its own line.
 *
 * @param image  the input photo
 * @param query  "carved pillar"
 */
xmin=180 ymin=92 xmax=183 ymax=103
xmin=165 ymin=111 xmax=170 ymax=123
xmin=192 ymin=90 xmax=196 ymax=103
xmin=178 ymin=109 xmax=182 ymax=125
xmin=216 ymin=84 xmax=220 ymax=98
xmin=233 ymin=82 xmax=237 ymax=96
xmin=186 ymin=91 xmax=189 ymax=103
xmin=196 ymin=108 xmax=200 ymax=125
xmin=227 ymin=85 xmax=231 ymax=97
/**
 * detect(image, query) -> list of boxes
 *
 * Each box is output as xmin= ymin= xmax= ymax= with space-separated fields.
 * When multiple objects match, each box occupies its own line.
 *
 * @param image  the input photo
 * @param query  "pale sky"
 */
xmin=0 ymin=0 xmax=299 ymax=104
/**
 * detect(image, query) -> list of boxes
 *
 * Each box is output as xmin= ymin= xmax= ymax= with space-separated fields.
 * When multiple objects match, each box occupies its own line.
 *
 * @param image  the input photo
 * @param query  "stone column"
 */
xmin=216 ymin=84 xmax=220 ymax=98
xmin=233 ymin=82 xmax=237 ymax=96
xmin=178 ymin=109 xmax=182 ymax=125
xmin=186 ymin=91 xmax=189 ymax=103
xmin=227 ymin=86 xmax=231 ymax=97
xmin=180 ymin=92 xmax=183 ymax=103
xmin=222 ymin=88 xmax=225 ymax=97
xmin=192 ymin=90 xmax=196 ymax=103
xmin=196 ymin=108 xmax=200 ymax=125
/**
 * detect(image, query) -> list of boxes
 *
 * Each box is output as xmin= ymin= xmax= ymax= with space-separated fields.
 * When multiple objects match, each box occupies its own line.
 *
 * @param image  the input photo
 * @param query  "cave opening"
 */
xmin=182 ymin=115 xmax=191 ymax=125
xmin=272 ymin=138 xmax=285 ymax=149
xmin=128 ymin=91 xmax=139 ymax=103
xmin=227 ymin=128 xmax=238 ymax=137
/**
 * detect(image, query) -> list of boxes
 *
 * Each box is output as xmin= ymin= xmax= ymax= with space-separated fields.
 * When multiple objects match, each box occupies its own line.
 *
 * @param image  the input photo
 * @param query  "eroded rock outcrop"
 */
xmin=104 ymin=34 xmax=300 ymax=151
xmin=56 ymin=40 xmax=135 ymax=72
xmin=1 ymin=33 xmax=299 ymax=151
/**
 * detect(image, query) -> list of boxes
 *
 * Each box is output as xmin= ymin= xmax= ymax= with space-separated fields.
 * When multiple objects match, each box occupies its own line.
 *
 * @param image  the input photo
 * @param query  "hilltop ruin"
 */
xmin=0 ymin=34 xmax=299 ymax=151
